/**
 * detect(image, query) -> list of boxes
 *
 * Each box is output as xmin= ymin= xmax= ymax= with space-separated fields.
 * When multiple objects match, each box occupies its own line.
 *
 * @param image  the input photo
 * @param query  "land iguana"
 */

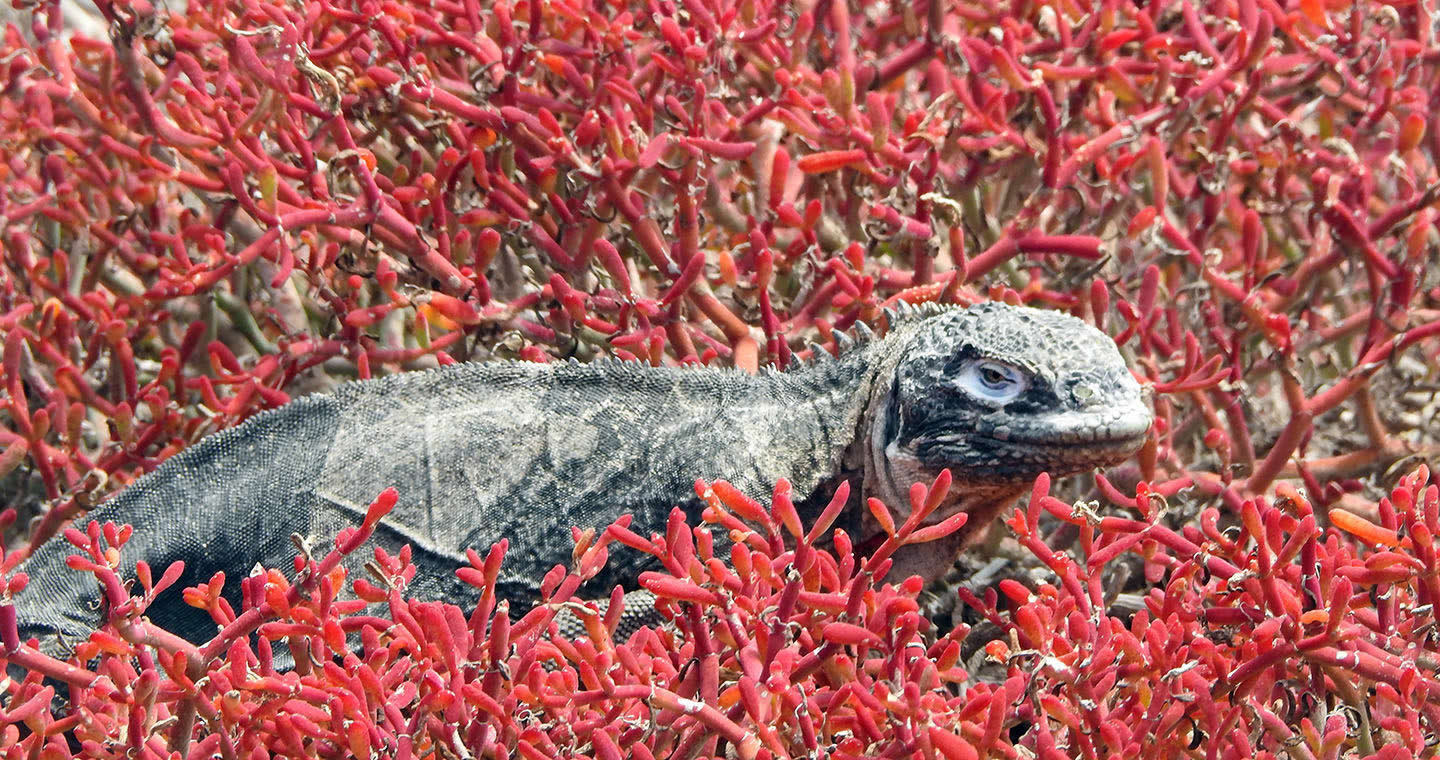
xmin=13 ymin=301 xmax=1153 ymax=647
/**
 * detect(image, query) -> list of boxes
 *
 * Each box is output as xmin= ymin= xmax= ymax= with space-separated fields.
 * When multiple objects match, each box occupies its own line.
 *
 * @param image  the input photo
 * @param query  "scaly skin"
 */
xmin=16 ymin=302 xmax=1152 ymax=648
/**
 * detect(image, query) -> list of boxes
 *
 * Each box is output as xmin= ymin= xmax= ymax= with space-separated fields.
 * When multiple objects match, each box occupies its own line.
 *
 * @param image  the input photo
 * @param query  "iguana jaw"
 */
xmin=868 ymin=375 xmax=1152 ymax=498
xmin=915 ymin=405 xmax=1153 ymax=481
xmin=899 ymin=364 xmax=1154 ymax=482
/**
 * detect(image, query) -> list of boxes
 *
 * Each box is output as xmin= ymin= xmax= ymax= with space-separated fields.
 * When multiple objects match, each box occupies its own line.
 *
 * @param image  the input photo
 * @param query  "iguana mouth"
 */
xmin=974 ymin=407 xmax=1153 ymax=444
xmin=973 ymin=431 xmax=1150 ymax=457
xmin=966 ymin=409 xmax=1152 ymax=457
xmin=914 ymin=428 xmax=1149 ymax=483
xmin=930 ymin=418 xmax=1151 ymax=452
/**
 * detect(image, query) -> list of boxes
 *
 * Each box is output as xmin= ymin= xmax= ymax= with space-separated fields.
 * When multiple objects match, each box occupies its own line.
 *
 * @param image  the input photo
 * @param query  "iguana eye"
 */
xmin=959 ymin=360 xmax=1028 ymax=403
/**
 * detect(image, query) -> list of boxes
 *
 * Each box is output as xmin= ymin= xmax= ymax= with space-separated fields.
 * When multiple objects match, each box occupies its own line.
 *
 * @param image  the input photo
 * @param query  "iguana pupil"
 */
xmin=979 ymin=365 xmax=1010 ymax=388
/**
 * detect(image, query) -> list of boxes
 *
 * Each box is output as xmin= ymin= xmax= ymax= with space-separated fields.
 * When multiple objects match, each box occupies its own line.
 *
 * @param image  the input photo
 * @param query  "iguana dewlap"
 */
xmin=15 ymin=302 xmax=1152 ymax=647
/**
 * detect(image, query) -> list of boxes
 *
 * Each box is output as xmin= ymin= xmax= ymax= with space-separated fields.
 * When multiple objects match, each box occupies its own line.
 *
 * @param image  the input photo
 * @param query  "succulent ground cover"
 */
xmin=1 ymin=0 xmax=1439 ymax=756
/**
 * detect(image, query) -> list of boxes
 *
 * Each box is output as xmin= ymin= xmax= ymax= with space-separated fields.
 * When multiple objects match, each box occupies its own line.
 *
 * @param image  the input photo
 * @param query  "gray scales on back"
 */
xmin=15 ymin=301 xmax=1153 ymax=648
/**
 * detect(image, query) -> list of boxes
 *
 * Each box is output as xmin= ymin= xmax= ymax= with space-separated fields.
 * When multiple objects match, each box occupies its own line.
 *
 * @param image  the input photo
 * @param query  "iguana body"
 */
xmin=16 ymin=302 xmax=1152 ymax=647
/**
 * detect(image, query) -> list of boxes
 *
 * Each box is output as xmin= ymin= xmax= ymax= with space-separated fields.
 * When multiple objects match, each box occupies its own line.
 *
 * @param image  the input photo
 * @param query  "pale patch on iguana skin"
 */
xmin=15 ymin=301 xmax=1152 ymax=648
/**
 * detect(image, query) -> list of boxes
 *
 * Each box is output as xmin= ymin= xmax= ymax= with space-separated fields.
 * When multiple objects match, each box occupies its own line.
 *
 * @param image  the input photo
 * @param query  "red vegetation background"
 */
xmin=1 ymin=0 xmax=1439 ymax=756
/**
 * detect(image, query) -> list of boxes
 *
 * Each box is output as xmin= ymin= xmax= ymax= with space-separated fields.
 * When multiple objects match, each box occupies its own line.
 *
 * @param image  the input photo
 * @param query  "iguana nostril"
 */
xmin=1073 ymin=383 xmax=1096 ymax=403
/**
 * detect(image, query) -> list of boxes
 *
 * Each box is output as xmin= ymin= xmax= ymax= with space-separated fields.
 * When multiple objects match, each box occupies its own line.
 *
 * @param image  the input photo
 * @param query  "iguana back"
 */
xmin=18 ymin=334 xmax=877 ymax=646
xmin=312 ymin=355 xmax=874 ymax=601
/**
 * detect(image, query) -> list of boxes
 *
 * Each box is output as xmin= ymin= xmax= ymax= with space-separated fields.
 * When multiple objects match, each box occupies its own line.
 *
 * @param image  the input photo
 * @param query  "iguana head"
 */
xmin=863 ymin=302 xmax=1153 ymax=578
xmin=883 ymin=301 xmax=1152 ymax=481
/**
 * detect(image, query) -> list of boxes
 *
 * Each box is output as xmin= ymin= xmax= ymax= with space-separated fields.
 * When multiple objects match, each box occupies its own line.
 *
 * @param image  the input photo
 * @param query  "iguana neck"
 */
xmin=711 ymin=342 xmax=889 ymax=504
